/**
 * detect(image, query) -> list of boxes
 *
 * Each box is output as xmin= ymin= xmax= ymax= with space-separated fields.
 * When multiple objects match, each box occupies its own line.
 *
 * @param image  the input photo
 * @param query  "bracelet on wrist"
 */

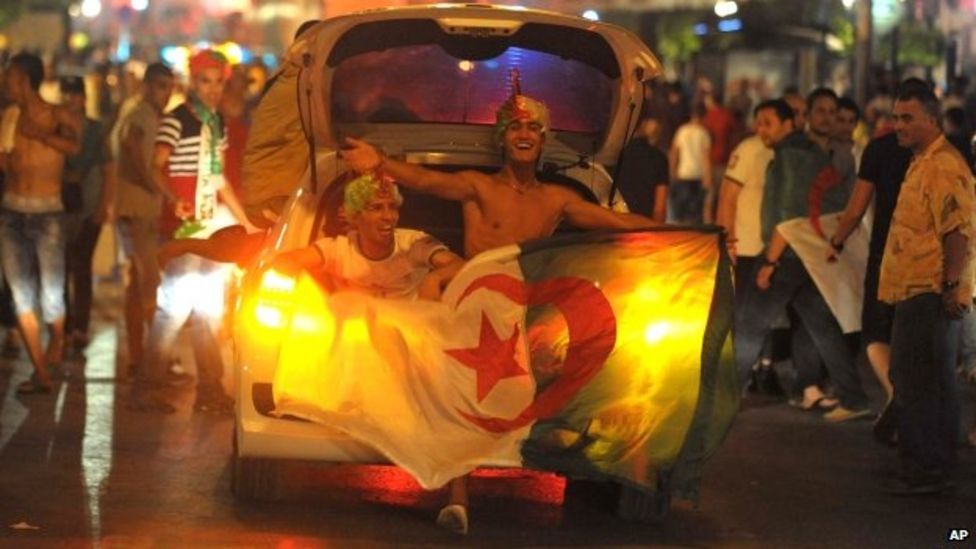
xmin=942 ymin=279 xmax=960 ymax=292
xmin=762 ymin=257 xmax=779 ymax=268
xmin=829 ymin=237 xmax=844 ymax=253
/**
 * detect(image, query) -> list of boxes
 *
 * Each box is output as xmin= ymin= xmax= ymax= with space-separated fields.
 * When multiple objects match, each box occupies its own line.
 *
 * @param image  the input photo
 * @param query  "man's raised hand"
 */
xmin=341 ymin=137 xmax=382 ymax=173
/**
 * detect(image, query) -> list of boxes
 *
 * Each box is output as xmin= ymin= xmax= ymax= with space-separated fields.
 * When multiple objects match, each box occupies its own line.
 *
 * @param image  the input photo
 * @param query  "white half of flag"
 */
xmin=777 ymin=212 xmax=871 ymax=334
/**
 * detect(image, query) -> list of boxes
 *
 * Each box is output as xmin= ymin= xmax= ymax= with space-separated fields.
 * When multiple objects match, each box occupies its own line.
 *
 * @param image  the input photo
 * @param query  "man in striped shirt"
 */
xmin=131 ymin=50 xmax=254 ymax=413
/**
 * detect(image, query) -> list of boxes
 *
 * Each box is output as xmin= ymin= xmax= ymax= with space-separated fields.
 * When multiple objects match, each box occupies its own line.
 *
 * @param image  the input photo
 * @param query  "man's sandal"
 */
xmin=16 ymin=376 xmax=52 ymax=395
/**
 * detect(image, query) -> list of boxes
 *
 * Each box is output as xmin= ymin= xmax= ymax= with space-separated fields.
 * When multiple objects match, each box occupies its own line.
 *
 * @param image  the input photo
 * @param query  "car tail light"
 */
xmin=253 ymin=269 xmax=296 ymax=330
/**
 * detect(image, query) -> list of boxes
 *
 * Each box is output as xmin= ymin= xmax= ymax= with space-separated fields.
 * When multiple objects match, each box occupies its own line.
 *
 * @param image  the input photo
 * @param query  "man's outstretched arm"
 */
xmin=341 ymin=137 xmax=477 ymax=201
xmin=563 ymin=194 xmax=659 ymax=231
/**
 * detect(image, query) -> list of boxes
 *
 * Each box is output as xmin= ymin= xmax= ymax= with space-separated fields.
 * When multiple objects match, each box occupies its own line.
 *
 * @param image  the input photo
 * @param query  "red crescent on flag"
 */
xmin=451 ymin=273 xmax=617 ymax=433
xmin=807 ymin=165 xmax=841 ymax=239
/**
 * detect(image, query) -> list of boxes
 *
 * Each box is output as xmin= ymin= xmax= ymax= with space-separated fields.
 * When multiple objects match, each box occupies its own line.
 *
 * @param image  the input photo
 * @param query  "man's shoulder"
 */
xmin=731 ymin=135 xmax=765 ymax=155
xmin=162 ymin=103 xmax=194 ymax=123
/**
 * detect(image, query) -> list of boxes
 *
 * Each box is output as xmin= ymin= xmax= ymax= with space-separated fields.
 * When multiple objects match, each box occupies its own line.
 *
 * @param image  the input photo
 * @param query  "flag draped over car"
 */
xmin=272 ymin=228 xmax=737 ymax=497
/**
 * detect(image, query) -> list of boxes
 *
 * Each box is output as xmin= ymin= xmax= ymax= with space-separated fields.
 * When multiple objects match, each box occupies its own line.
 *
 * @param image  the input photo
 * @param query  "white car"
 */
xmin=231 ymin=4 xmax=680 ymax=521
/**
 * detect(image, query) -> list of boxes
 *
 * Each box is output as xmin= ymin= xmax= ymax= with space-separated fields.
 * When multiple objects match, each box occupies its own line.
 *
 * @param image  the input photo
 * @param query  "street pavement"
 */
xmin=0 ymin=281 xmax=974 ymax=548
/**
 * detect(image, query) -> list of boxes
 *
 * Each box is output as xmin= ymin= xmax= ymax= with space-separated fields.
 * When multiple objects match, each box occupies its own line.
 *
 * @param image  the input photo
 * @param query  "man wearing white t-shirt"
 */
xmin=717 ymin=127 xmax=775 ymax=393
xmin=669 ymin=102 xmax=712 ymax=224
xmin=271 ymin=174 xmax=464 ymax=301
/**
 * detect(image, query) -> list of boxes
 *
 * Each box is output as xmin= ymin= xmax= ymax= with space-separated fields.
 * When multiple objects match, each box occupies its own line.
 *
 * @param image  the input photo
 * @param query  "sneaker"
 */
xmin=823 ymin=405 xmax=873 ymax=423
xmin=872 ymin=400 xmax=898 ymax=446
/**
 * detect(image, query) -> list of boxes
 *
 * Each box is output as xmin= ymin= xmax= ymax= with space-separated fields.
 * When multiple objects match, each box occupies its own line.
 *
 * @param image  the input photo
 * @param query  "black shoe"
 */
xmin=872 ymin=400 xmax=897 ymax=446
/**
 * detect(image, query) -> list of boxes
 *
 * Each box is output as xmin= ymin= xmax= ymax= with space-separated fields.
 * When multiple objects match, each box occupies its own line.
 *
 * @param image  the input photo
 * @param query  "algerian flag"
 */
xmin=777 ymin=212 xmax=870 ymax=333
xmin=272 ymin=228 xmax=736 ymax=497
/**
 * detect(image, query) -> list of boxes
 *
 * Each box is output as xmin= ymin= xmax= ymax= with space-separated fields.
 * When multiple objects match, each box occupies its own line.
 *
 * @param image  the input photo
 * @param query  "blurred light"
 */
xmin=255 ymin=304 xmax=284 ymax=328
xmin=69 ymin=32 xmax=90 ymax=51
xmin=0 ymin=35 xmax=9 ymax=51
xmin=116 ymin=39 xmax=130 ymax=62
xmin=717 ymin=18 xmax=742 ymax=32
xmin=131 ymin=0 xmax=148 ymax=11
xmin=160 ymin=45 xmax=191 ymax=74
xmin=582 ymin=9 xmax=600 ymax=21
xmin=215 ymin=41 xmax=244 ymax=64
xmin=458 ymin=60 xmax=474 ymax=72
xmin=80 ymin=0 xmax=101 ymax=18
xmin=257 ymin=3 xmax=300 ymax=21
xmin=643 ymin=322 xmax=670 ymax=345
xmin=842 ymin=0 xmax=855 ymax=8
xmin=68 ymin=3 xmax=81 ymax=17
xmin=261 ymin=53 xmax=278 ymax=69
xmin=261 ymin=269 xmax=296 ymax=293
xmin=693 ymin=23 xmax=708 ymax=36
xmin=714 ymin=0 xmax=738 ymax=17
xmin=825 ymin=34 xmax=845 ymax=51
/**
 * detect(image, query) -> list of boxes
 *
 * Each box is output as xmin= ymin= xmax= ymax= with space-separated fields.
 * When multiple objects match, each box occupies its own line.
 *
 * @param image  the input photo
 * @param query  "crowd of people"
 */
xmin=0 ymin=49 xmax=260 ymax=415
xmin=1 ymin=30 xmax=975 ymax=534
xmin=617 ymin=75 xmax=976 ymax=496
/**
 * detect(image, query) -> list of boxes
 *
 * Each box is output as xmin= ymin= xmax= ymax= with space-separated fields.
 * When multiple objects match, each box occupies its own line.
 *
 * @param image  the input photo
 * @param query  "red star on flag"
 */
xmin=445 ymin=312 xmax=528 ymax=402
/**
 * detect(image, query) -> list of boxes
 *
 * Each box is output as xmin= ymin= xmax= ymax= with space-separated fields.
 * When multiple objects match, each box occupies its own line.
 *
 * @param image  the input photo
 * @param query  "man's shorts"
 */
xmin=117 ymin=216 xmax=162 ymax=309
xmin=862 ymin=252 xmax=894 ymax=345
xmin=0 ymin=209 xmax=66 ymax=322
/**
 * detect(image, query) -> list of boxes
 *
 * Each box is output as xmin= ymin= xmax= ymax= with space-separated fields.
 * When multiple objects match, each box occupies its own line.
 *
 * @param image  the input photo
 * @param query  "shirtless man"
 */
xmin=343 ymin=92 xmax=657 ymax=533
xmin=342 ymin=93 xmax=658 ymax=258
xmin=0 ymin=53 xmax=82 ymax=394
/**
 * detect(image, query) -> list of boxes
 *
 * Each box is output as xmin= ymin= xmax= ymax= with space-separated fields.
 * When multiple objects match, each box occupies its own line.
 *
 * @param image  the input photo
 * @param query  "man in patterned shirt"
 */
xmin=879 ymin=85 xmax=976 ymax=495
xmin=131 ymin=50 xmax=254 ymax=414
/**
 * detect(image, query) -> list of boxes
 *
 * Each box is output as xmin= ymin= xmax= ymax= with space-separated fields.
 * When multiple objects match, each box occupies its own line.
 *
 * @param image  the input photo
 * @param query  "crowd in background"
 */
xmin=616 ymin=73 xmax=976 ymax=495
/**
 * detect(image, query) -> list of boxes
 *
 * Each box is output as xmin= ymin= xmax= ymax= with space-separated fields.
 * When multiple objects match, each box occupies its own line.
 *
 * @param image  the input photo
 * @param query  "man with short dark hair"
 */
xmin=878 ymin=85 xmax=974 ymax=495
xmin=114 ymin=62 xmax=175 ymax=378
xmin=0 ymin=52 xmax=82 ymax=394
xmin=828 ymin=78 xmax=928 ymax=445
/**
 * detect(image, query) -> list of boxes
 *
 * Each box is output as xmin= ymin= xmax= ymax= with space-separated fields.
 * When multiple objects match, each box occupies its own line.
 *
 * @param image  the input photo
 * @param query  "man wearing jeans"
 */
xmin=734 ymin=98 xmax=870 ymax=421
xmin=879 ymin=85 xmax=975 ymax=495
xmin=0 ymin=53 xmax=81 ymax=394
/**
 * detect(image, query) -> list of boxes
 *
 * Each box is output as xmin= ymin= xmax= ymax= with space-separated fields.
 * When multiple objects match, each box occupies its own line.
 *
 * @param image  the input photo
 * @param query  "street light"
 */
xmin=714 ymin=1 xmax=738 ymax=18
xmin=80 ymin=0 xmax=101 ymax=18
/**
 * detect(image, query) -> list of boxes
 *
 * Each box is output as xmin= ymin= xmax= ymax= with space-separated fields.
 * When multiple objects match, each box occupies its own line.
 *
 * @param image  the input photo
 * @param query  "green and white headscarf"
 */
xmin=344 ymin=174 xmax=403 ymax=215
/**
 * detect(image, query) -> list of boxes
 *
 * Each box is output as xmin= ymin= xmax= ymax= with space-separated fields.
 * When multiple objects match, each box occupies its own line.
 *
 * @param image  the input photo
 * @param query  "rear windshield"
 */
xmin=331 ymin=44 xmax=613 ymax=134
